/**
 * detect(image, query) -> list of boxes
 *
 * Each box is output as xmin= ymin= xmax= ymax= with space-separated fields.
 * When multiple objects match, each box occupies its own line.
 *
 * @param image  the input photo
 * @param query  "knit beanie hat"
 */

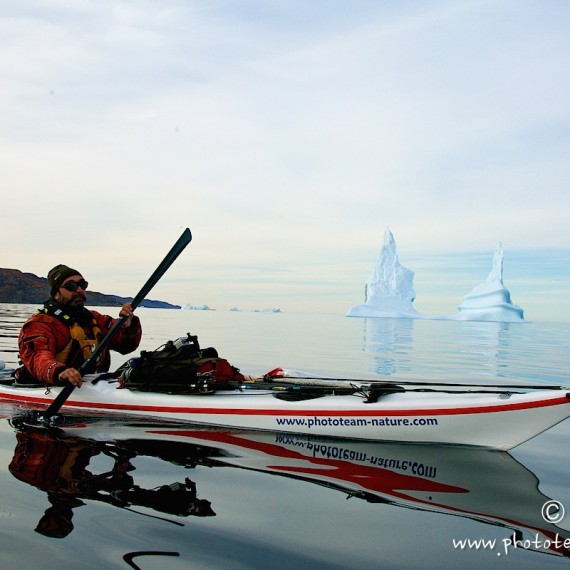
xmin=47 ymin=264 xmax=82 ymax=295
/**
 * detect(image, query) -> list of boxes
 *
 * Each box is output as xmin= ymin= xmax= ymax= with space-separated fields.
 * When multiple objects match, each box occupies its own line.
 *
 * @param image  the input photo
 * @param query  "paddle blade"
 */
xmin=131 ymin=227 xmax=192 ymax=310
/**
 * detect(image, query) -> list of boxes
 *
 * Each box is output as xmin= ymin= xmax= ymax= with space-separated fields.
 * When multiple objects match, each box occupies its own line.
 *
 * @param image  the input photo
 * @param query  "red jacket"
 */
xmin=18 ymin=308 xmax=142 ymax=385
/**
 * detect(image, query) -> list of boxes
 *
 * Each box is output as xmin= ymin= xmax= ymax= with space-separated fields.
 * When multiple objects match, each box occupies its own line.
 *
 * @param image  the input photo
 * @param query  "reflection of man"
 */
xmin=112 ymin=478 xmax=215 ymax=517
xmin=35 ymin=495 xmax=84 ymax=539
xmin=8 ymin=428 xmax=134 ymax=538
xmin=8 ymin=427 xmax=215 ymax=538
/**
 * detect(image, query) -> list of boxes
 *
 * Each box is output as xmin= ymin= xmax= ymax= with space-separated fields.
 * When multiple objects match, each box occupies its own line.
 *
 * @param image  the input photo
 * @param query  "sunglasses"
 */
xmin=61 ymin=279 xmax=89 ymax=292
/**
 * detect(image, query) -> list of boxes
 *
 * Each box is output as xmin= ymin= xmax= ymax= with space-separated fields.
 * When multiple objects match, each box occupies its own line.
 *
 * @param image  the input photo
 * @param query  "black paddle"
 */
xmin=39 ymin=227 xmax=192 ymax=423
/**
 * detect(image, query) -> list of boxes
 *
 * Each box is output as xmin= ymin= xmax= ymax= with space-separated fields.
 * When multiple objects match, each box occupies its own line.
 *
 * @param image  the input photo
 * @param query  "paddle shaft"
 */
xmin=43 ymin=227 xmax=192 ymax=419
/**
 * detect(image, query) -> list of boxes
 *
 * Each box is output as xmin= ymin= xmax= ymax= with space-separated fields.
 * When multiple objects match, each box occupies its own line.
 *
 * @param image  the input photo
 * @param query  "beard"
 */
xmin=54 ymin=293 xmax=93 ymax=325
xmin=59 ymin=294 xmax=86 ymax=309
xmin=46 ymin=295 xmax=92 ymax=327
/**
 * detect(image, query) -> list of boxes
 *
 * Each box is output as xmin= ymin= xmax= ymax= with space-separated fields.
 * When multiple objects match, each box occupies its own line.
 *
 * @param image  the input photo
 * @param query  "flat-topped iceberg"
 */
xmin=182 ymin=304 xmax=214 ymax=311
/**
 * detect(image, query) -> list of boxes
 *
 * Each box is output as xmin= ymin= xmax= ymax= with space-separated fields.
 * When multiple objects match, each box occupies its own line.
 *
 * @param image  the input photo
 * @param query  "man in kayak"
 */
xmin=15 ymin=264 xmax=142 ymax=386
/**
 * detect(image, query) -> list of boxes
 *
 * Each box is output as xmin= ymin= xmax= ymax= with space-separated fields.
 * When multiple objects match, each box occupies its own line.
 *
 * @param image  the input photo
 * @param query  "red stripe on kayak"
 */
xmin=1 ymin=392 xmax=569 ymax=417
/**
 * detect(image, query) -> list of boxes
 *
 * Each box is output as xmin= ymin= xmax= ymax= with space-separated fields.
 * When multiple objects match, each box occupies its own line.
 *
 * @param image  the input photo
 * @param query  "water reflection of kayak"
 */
xmin=17 ymin=417 xmax=568 ymax=557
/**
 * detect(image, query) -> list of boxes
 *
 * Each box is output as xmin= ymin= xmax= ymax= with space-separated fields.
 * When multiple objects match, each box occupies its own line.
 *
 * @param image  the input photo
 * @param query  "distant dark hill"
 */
xmin=0 ymin=268 xmax=180 ymax=309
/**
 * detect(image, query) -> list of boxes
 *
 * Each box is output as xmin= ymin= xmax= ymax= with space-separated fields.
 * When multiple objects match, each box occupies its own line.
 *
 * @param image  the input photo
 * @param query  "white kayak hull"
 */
xmin=1 ymin=378 xmax=569 ymax=450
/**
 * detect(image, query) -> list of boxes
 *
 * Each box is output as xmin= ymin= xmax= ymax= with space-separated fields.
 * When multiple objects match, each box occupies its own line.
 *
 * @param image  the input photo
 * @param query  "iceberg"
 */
xmin=346 ymin=229 xmax=525 ymax=322
xmin=181 ymin=304 xmax=214 ymax=311
xmin=456 ymin=243 xmax=524 ymax=322
xmin=346 ymin=228 xmax=423 ymax=318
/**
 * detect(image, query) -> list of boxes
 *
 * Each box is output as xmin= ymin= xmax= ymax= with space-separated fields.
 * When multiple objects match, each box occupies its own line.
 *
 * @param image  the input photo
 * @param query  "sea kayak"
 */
xmin=1 ymin=371 xmax=569 ymax=450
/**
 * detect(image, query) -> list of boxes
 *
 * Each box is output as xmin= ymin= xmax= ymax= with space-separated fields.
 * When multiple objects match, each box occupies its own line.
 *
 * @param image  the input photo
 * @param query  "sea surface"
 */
xmin=0 ymin=303 xmax=569 ymax=569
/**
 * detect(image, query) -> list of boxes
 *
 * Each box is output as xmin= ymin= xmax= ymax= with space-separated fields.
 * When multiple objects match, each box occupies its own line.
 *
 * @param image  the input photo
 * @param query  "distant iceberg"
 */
xmin=347 ymin=229 xmax=524 ymax=322
xmin=346 ymin=228 xmax=423 ymax=318
xmin=181 ymin=304 xmax=214 ymax=311
xmin=456 ymin=243 xmax=524 ymax=322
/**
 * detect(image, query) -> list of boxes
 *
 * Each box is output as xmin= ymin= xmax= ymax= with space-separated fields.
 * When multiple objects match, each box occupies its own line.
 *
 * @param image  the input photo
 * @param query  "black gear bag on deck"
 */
xmin=116 ymin=333 xmax=245 ymax=394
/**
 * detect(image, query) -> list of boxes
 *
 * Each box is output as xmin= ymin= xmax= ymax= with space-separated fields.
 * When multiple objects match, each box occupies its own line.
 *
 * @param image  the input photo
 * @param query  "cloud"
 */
xmin=1 ymin=1 xmax=569 ymax=318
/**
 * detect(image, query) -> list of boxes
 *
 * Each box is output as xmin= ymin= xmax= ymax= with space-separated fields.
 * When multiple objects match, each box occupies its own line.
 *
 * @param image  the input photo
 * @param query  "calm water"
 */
xmin=1 ymin=304 xmax=569 ymax=569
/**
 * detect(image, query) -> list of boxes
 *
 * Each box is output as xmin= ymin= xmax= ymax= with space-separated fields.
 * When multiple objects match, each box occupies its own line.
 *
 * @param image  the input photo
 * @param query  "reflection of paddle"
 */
xmin=39 ymin=228 xmax=192 ymax=423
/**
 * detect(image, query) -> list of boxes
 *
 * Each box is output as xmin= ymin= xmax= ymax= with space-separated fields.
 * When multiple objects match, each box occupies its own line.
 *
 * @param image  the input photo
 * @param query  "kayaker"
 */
xmin=15 ymin=264 xmax=142 ymax=386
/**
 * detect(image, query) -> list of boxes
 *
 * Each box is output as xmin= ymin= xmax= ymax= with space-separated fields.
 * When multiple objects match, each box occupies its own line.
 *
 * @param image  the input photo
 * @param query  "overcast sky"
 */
xmin=1 ymin=1 xmax=568 ymax=319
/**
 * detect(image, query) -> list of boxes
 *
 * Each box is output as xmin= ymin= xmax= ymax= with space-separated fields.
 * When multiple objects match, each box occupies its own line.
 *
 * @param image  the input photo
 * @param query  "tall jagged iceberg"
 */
xmin=346 ymin=228 xmax=423 ymax=318
xmin=346 ymin=229 xmax=525 ymax=322
xmin=456 ymin=243 xmax=524 ymax=322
